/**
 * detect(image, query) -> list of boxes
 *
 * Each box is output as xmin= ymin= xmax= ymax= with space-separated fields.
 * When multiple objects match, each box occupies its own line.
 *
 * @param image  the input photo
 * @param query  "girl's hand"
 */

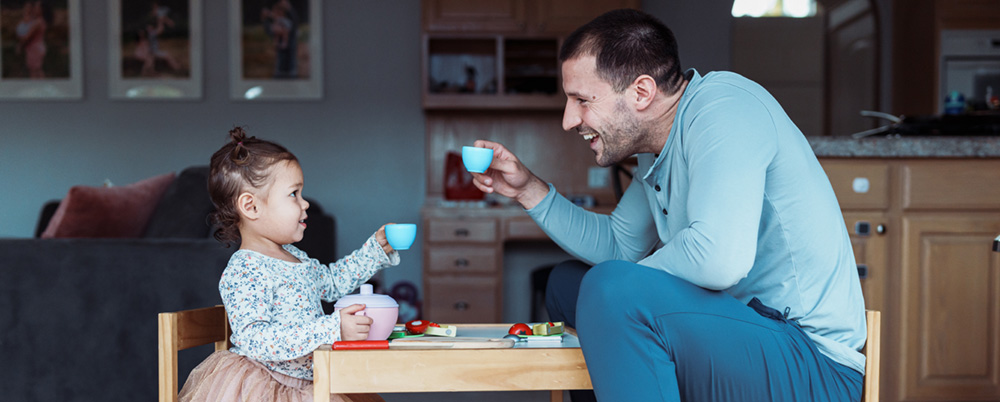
xmin=376 ymin=224 xmax=394 ymax=255
xmin=339 ymin=304 xmax=372 ymax=341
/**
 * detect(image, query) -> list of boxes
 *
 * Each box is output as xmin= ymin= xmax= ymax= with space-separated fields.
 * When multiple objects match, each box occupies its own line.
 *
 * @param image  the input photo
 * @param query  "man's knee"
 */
xmin=578 ymin=260 xmax=636 ymax=308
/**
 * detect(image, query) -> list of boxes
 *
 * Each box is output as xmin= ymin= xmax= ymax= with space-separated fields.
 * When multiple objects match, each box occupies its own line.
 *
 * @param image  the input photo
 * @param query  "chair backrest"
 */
xmin=158 ymin=305 xmax=231 ymax=402
xmin=863 ymin=310 xmax=881 ymax=402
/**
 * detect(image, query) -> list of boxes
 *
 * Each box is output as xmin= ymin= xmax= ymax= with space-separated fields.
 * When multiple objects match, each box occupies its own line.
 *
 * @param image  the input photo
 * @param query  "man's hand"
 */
xmin=339 ymin=304 xmax=372 ymax=341
xmin=470 ymin=140 xmax=550 ymax=210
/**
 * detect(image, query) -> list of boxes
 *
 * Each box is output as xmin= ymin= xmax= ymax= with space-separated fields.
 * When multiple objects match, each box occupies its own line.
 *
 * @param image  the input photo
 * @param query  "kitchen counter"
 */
xmin=808 ymin=136 xmax=1000 ymax=158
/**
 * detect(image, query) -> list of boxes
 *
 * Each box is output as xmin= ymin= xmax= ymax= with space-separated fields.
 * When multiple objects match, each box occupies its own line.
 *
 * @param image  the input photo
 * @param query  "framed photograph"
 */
xmin=0 ymin=0 xmax=82 ymax=99
xmin=108 ymin=0 xmax=202 ymax=100
xmin=229 ymin=0 xmax=322 ymax=100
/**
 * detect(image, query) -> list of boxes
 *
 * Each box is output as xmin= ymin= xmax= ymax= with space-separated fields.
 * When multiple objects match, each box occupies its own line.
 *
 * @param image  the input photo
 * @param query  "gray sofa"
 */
xmin=0 ymin=166 xmax=336 ymax=401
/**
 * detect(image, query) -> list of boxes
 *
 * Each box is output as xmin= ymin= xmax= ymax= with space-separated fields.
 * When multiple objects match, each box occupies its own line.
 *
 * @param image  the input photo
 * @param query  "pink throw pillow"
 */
xmin=40 ymin=172 xmax=176 ymax=238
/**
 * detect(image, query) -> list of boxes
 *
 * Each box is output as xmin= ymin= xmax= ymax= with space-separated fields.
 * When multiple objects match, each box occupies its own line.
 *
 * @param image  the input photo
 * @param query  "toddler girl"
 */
xmin=179 ymin=127 xmax=396 ymax=402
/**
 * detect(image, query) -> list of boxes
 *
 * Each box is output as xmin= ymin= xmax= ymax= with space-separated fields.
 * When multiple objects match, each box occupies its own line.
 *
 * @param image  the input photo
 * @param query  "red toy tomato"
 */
xmin=508 ymin=323 xmax=533 ymax=336
xmin=405 ymin=320 xmax=430 ymax=335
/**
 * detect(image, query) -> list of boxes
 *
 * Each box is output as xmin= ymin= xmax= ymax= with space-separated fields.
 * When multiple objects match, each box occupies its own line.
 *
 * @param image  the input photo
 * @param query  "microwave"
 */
xmin=939 ymin=30 xmax=1000 ymax=113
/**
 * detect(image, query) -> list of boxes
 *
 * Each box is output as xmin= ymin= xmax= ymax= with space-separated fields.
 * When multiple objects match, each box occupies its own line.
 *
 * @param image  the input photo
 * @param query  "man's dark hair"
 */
xmin=559 ymin=9 xmax=683 ymax=95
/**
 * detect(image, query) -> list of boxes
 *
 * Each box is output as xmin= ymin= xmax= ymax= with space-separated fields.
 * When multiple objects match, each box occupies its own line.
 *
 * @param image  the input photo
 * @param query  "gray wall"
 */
xmin=0 ymin=0 xmax=427 ymax=288
xmin=0 ymin=1 xmax=764 ymax=294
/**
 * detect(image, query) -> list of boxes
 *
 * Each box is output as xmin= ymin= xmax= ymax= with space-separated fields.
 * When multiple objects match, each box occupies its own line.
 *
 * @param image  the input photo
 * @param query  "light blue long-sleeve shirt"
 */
xmin=526 ymin=69 xmax=867 ymax=374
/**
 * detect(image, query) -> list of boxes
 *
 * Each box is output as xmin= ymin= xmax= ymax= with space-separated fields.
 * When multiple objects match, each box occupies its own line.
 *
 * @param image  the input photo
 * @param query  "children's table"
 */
xmin=312 ymin=324 xmax=592 ymax=402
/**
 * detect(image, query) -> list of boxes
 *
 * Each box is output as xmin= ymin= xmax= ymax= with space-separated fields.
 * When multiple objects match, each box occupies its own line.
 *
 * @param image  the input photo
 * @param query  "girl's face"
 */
xmin=256 ymin=160 xmax=310 ymax=245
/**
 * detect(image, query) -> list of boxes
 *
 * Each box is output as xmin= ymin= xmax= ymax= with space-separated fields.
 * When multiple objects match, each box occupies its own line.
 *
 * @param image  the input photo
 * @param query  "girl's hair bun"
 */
xmin=229 ymin=126 xmax=254 ymax=165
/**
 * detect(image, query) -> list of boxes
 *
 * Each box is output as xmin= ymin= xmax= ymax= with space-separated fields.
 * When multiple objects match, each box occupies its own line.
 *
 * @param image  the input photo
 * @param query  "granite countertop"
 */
xmin=808 ymin=136 xmax=1000 ymax=158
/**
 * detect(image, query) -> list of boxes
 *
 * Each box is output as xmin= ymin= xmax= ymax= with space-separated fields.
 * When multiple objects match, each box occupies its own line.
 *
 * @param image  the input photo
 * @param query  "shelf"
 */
xmin=423 ymin=35 xmax=562 ymax=109
xmin=422 ymin=93 xmax=564 ymax=110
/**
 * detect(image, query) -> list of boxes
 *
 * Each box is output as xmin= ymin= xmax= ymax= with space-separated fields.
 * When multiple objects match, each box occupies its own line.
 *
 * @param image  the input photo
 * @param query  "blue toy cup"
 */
xmin=462 ymin=146 xmax=494 ymax=173
xmin=385 ymin=223 xmax=417 ymax=251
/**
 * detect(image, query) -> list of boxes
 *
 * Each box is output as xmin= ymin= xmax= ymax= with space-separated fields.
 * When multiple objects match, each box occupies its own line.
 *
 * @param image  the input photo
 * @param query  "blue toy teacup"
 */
xmin=462 ymin=146 xmax=494 ymax=173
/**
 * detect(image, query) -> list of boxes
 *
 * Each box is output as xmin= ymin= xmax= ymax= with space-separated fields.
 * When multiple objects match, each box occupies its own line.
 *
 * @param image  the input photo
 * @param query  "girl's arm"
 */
xmin=312 ymin=233 xmax=400 ymax=303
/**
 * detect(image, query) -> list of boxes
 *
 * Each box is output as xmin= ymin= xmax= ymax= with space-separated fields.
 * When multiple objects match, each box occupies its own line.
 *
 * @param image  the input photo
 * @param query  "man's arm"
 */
xmin=526 ymin=179 xmax=659 ymax=265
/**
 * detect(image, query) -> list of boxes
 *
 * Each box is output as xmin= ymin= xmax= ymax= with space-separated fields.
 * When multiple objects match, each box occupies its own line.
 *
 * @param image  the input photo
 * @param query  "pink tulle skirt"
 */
xmin=179 ymin=350 xmax=384 ymax=402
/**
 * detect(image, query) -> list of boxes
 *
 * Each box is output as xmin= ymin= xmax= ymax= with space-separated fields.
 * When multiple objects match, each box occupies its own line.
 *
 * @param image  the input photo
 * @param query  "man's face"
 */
xmin=561 ymin=55 xmax=641 ymax=167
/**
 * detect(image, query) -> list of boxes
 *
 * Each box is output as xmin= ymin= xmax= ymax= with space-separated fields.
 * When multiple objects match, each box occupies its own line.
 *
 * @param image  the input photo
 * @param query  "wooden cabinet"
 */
xmin=421 ymin=0 xmax=638 ymax=109
xmin=821 ymin=158 xmax=1000 ymax=402
xmin=899 ymin=214 xmax=1000 ymax=400
xmin=423 ymin=0 xmax=528 ymax=33
xmin=897 ymin=160 xmax=1000 ymax=401
xmin=822 ymin=159 xmax=891 ymax=311
xmin=532 ymin=0 xmax=641 ymax=34
xmin=422 ymin=0 xmax=637 ymax=34
xmin=422 ymin=215 xmax=503 ymax=323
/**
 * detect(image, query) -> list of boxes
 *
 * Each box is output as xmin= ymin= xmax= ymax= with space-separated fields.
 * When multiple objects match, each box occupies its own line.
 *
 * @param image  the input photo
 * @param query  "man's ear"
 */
xmin=237 ymin=192 xmax=260 ymax=220
xmin=632 ymin=74 xmax=657 ymax=111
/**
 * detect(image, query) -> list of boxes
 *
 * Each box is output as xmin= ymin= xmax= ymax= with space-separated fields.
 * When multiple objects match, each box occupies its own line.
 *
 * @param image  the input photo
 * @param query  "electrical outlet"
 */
xmin=588 ymin=166 xmax=608 ymax=188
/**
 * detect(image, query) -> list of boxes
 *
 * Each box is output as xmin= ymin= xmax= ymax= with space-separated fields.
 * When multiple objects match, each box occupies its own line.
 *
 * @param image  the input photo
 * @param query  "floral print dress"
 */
xmin=219 ymin=235 xmax=398 ymax=380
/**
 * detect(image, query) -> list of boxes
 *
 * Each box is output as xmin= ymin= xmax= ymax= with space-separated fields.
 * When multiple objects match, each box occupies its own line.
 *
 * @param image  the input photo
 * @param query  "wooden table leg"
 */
xmin=550 ymin=390 xmax=563 ymax=402
xmin=313 ymin=347 xmax=331 ymax=402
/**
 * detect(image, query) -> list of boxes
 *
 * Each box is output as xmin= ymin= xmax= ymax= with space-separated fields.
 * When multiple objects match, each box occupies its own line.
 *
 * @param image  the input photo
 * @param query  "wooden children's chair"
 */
xmin=159 ymin=305 xmax=386 ymax=402
xmin=863 ymin=309 xmax=881 ymax=402
xmin=158 ymin=305 xmax=231 ymax=402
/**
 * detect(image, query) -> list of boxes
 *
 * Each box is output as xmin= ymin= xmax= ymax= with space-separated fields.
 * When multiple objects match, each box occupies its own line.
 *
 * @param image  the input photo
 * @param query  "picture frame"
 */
xmin=0 ymin=0 xmax=82 ymax=100
xmin=229 ymin=0 xmax=322 ymax=100
xmin=108 ymin=0 xmax=202 ymax=100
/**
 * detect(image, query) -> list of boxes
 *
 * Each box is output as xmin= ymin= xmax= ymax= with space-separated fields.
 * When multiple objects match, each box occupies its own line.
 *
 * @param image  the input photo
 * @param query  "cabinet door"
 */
xmin=427 ymin=218 xmax=498 ymax=243
xmin=899 ymin=213 xmax=1000 ymax=401
xmin=532 ymin=0 xmax=639 ymax=34
xmin=425 ymin=276 xmax=500 ymax=323
xmin=427 ymin=246 xmax=499 ymax=274
xmin=423 ymin=0 xmax=528 ymax=32
xmin=843 ymin=211 xmax=889 ymax=312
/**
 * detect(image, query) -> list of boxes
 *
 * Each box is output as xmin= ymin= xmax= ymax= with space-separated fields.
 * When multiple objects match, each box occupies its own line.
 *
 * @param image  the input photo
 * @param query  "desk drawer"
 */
xmin=902 ymin=160 xmax=1000 ymax=210
xmin=427 ymin=246 xmax=498 ymax=274
xmin=425 ymin=276 xmax=499 ymax=323
xmin=506 ymin=216 xmax=547 ymax=239
xmin=820 ymin=160 xmax=889 ymax=209
xmin=427 ymin=219 xmax=497 ymax=243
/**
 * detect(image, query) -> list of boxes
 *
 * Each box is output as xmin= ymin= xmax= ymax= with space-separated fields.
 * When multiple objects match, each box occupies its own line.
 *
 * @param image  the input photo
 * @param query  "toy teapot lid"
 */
xmin=334 ymin=284 xmax=398 ymax=308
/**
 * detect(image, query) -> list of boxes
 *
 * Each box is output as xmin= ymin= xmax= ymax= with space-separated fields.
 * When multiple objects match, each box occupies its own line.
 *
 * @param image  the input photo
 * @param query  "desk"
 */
xmin=421 ymin=204 xmax=614 ymax=323
xmin=312 ymin=324 xmax=592 ymax=402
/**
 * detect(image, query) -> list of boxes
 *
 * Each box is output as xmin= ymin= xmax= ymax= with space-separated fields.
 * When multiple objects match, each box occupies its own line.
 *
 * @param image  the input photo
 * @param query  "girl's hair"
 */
xmin=208 ymin=126 xmax=297 ymax=245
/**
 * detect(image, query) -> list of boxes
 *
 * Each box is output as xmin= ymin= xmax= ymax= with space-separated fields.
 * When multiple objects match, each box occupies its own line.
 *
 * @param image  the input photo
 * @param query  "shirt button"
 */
xmin=655 ymin=185 xmax=661 ymax=192
xmin=662 ymin=208 xmax=668 ymax=215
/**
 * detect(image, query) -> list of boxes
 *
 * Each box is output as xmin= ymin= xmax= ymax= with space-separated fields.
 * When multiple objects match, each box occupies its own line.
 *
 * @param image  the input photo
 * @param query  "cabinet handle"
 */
xmin=453 ymin=301 xmax=469 ymax=311
xmin=857 ymin=264 xmax=869 ymax=279
xmin=853 ymin=221 xmax=886 ymax=236
xmin=454 ymin=228 xmax=470 ymax=237
xmin=854 ymin=221 xmax=871 ymax=236
xmin=454 ymin=258 xmax=469 ymax=267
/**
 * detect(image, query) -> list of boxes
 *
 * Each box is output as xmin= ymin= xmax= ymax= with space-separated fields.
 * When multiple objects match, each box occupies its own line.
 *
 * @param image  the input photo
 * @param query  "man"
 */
xmin=470 ymin=9 xmax=867 ymax=402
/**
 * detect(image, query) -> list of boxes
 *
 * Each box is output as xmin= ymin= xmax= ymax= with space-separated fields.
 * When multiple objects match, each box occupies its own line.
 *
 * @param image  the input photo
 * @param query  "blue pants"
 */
xmin=545 ymin=260 xmax=862 ymax=402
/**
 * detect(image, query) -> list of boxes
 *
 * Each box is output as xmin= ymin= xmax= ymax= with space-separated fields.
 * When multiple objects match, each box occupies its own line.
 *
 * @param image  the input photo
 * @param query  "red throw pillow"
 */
xmin=40 ymin=172 xmax=176 ymax=238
